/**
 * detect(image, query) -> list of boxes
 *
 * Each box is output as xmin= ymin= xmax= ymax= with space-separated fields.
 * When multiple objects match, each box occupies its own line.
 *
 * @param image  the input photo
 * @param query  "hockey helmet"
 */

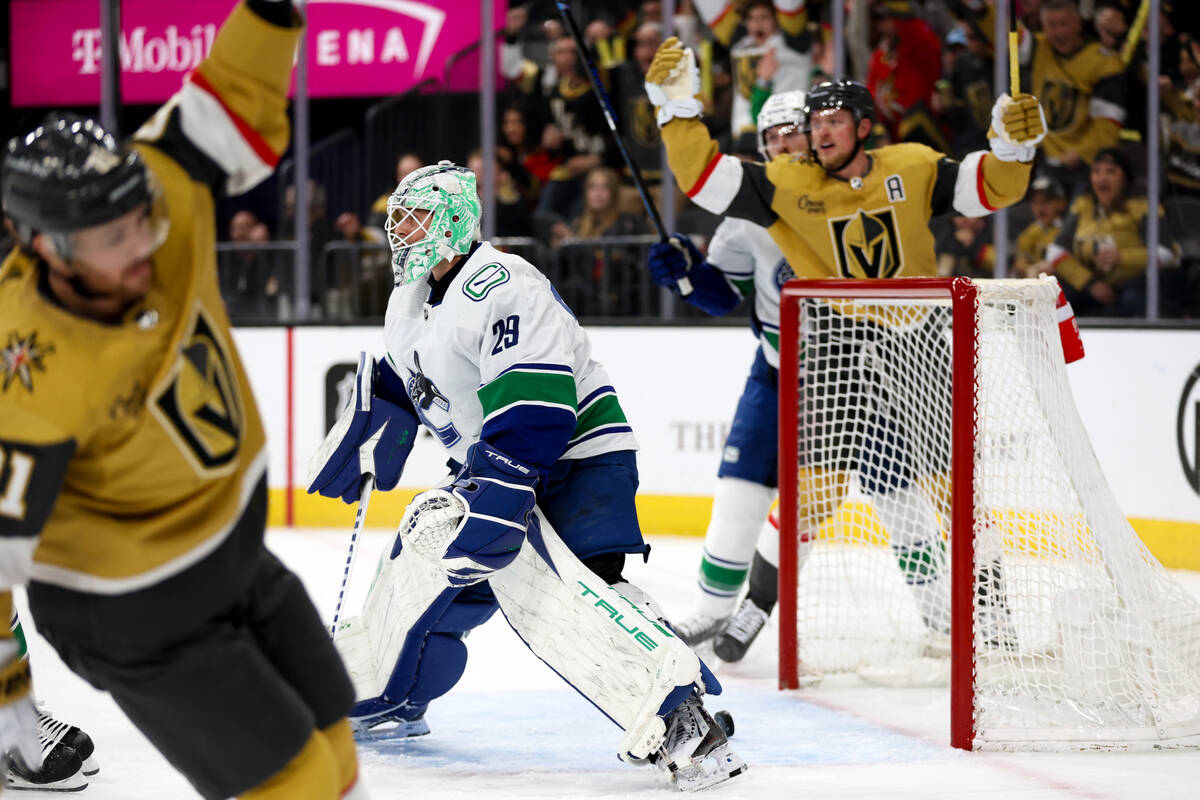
xmin=385 ymin=161 xmax=481 ymax=285
xmin=805 ymin=80 xmax=876 ymax=130
xmin=2 ymin=112 xmax=166 ymax=259
xmin=757 ymin=90 xmax=807 ymax=161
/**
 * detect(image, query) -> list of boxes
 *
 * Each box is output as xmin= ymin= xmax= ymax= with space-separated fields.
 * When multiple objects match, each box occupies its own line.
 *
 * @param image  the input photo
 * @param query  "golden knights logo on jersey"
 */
xmin=151 ymin=306 xmax=243 ymax=473
xmin=1040 ymin=81 xmax=1080 ymax=132
xmin=828 ymin=207 xmax=904 ymax=279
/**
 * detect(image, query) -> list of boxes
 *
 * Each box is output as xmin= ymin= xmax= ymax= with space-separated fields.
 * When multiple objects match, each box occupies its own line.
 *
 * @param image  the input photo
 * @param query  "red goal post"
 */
xmin=777 ymin=277 xmax=978 ymax=749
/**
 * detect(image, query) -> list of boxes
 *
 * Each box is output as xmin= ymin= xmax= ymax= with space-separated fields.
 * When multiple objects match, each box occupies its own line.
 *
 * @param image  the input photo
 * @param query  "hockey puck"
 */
xmin=713 ymin=710 xmax=735 ymax=738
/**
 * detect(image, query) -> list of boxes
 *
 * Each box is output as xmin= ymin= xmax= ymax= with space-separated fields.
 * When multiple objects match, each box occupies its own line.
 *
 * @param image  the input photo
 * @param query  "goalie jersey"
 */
xmin=706 ymin=217 xmax=791 ymax=367
xmin=383 ymin=243 xmax=638 ymax=478
xmin=0 ymin=2 xmax=298 ymax=593
xmin=661 ymin=118 xmax=1031 ymax=278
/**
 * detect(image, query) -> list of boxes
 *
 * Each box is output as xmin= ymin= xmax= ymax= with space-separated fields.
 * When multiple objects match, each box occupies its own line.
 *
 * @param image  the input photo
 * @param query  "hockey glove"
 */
xmin=988 ymin=93 xmax=1047 ymax=162
xmin=307 ymin=352 xmax=419 ymax=503
xmin=399 ymin=442 xmax=539 ymax=587
xmin=648 ymin=234 xmax=701 ymax=289
xmin=0 ymin=642 xmax=40 ymax=775
xmin=648 ymin=233 xmax=741 ymax=316
xmin=644 ymin=37 xmax=702 ymax=127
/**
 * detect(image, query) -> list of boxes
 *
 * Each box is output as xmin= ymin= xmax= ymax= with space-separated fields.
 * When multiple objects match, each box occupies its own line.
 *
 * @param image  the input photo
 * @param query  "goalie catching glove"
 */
xmin=988 ymin=93 xmax=1047 ymax=163
xmin=644 ymin=37 xmax=702 ymax=127
xmin=399 ymin=442 xmax=539 ymax=586
xmin=307 ymin=352 xmax=419 ymax=503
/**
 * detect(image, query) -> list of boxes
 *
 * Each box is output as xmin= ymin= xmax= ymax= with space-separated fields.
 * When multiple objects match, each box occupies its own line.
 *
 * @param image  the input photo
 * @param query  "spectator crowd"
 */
xmin=215 ymin=0 xmax=1200 ymax=321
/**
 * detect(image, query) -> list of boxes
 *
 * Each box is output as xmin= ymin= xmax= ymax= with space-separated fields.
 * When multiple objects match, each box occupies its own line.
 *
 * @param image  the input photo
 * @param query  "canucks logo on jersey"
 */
xmin=406 ymin=351 xmax=461 ymax=448
xmin=773 ymin=258 xmax=796 ymax=291
xmin=828 ymin=207 xmax=904 ymax=279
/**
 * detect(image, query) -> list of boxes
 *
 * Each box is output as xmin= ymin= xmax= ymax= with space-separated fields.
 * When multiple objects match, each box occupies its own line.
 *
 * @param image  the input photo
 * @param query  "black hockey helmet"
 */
xmin=2 ymin=112 xmax=156 ymax=252
xmin=804 ymin=80 xmax=876 ymax=129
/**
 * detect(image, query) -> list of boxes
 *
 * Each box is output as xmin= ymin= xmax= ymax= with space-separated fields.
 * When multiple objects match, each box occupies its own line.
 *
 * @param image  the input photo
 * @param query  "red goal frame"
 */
xmin=776 ymin=277 xmax=980 ymax=750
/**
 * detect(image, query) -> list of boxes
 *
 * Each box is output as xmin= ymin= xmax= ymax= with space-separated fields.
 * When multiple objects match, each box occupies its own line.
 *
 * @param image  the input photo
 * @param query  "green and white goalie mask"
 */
xmin=385 ymin=161 xmax=481 ymax=285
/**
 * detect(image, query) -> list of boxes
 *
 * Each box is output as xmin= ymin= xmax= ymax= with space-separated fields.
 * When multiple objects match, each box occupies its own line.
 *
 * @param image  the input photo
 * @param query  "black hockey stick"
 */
xmin=553 ymin=1 xmax=693 ymax=295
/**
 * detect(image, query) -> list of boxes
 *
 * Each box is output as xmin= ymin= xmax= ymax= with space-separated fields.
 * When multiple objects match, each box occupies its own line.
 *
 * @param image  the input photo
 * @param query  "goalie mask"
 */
xmin=757 ymin=90 xmax=807 ymax=161
xmin=385 ymin=161 xmax=481 ymax=285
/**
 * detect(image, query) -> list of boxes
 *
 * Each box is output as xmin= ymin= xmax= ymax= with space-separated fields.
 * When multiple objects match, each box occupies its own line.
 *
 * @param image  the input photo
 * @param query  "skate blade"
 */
xmin=352 ymin=716 xmax=431 ymax=742
xmin=669 ymin=743 xmax=747 ymax=793
xmin=4 ymin=773 xmax=88 ymax=792
xmin=81 ymin=756 xmax=99 ymax=777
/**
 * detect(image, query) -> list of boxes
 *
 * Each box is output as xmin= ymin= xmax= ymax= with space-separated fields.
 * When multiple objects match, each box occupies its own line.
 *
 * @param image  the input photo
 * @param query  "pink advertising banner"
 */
xmin=10 ymin=0 xmax=507 ymax=107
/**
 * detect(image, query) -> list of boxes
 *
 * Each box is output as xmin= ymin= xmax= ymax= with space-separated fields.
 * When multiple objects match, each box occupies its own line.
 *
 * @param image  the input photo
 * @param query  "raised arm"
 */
xmin=131 ymin=0 xmax=303 ymax=199
xmin=645 ymin=38 xmax=778 ymax=229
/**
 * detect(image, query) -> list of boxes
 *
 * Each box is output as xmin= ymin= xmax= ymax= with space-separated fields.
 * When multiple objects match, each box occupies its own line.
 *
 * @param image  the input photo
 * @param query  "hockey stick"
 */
xmin=330 ymin=475 xmax=374 ymax=637
xmin=1008 ymin=0 xmax=1020 ymax=95
xmin=553 ymin=1 xmax=693 ymax=296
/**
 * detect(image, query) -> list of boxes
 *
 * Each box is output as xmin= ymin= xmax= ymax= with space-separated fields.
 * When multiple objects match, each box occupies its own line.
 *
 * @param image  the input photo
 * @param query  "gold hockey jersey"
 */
xmin=661 ymin=118 xmax=1031 ymax=279
xmin=0 ymin=2 xmax=300 ymax=594
xmin=1030 ymin=34 xmax=1125 ymax=163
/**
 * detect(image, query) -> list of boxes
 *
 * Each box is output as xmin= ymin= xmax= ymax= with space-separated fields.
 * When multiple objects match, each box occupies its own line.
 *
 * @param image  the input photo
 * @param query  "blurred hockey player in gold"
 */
xmin=0 ymin=2 xmax=365 ymax=798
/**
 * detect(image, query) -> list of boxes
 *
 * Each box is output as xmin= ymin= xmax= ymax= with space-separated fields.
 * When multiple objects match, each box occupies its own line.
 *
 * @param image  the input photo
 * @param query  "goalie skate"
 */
xmin=349 ymin=697 xmax=431 ymax=740
xmin=656 ymin=694 xmax=746 ymax=792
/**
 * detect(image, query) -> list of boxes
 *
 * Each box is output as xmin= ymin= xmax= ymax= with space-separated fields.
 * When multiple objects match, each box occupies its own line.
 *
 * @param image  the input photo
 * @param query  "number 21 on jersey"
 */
xmin=0 ymin=446 xmax=34 ymax=520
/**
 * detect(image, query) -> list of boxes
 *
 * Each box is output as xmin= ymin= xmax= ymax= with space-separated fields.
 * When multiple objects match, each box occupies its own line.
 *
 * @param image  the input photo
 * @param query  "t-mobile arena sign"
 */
xmin=10 ymin=0 xmax=506 ymax=106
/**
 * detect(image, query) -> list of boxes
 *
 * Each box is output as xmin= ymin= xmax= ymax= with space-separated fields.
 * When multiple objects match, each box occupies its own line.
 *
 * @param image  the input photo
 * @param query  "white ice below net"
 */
xmin=789 ymin=281 xmax=1200 ymax=749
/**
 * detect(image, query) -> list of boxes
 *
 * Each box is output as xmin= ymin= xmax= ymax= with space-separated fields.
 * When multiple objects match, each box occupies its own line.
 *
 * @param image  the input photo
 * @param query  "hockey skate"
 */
xmin=712 ymin=598 xmax=768 ymax=663
xmin=671 ymin=613 xmax=730 ymax=647
xmin=349 ymin=697 xmax=431 ymax=740
xmin=654 ymin=693 xmax=746 ymax=792
xmin=4 ymin=708 xmax=94 ymax=793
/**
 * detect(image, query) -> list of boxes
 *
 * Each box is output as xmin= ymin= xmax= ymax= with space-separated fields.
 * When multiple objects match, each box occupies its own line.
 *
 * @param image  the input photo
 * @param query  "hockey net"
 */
xmin=776 ymin=277 xmax=1200 ymax=750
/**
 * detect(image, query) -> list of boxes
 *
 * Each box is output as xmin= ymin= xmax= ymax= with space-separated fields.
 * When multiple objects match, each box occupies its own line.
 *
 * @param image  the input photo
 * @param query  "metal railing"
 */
xmin=215 ymin=236 xmax=744 ymax=324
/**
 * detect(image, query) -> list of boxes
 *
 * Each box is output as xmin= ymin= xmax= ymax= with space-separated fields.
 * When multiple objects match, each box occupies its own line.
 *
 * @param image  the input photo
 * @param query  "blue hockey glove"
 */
xmin=648 ymin=233 xmax=702 ymax=291
xmin=400 ymin=441 xmax=540 ymax=586
xmin=307 ymin=352 xmax=418 ymax=503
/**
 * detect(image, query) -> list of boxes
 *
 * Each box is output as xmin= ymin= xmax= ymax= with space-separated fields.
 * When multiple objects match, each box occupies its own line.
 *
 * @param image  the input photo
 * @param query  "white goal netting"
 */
xmin=780 ymin=278 xmax=1200 ymax=750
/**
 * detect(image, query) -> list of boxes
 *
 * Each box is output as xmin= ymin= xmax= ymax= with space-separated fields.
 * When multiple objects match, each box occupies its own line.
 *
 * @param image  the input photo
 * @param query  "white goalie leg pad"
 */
xmin=489 ymin=509 xmax=705 ymax=761
xmin=333 ymin=537 xmax=456 ymax=702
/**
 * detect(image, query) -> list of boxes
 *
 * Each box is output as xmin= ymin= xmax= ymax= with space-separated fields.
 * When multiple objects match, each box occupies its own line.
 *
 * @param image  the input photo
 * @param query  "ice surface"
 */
xmin=13 ymin=530 xmax=1200 ymax=799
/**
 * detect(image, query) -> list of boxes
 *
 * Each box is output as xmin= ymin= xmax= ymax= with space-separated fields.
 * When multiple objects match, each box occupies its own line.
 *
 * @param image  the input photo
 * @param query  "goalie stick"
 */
xmin=330 ymin=476 xmax=373 ymax=636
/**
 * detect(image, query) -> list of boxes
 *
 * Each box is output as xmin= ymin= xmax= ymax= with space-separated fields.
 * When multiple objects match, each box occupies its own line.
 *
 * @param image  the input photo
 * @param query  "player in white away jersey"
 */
xmin=644 ymin=91 xmax=807 ymax=659
xmin=308 ymin=162 xmax=746 ymax=791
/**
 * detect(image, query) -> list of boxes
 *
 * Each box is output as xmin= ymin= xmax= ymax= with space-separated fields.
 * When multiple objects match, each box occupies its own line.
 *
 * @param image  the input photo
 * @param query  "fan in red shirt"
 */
xmin=866 ymin=0 xmax=948 ymax=151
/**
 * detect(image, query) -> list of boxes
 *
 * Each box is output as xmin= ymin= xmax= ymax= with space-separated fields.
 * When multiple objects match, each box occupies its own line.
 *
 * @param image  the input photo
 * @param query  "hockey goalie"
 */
xmin=307 ymin=162 xmax=746 ymax=791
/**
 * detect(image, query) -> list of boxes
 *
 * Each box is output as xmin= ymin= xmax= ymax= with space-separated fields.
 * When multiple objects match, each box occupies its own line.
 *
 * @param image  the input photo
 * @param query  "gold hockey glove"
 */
xmin=644 ymin=37 xmax=702 ymax=127
xmin=988 ymin=93 xmax=1047 ymax=162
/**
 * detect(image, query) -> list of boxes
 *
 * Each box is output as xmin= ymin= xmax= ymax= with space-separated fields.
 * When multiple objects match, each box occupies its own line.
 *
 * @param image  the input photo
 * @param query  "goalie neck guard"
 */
xmin=2 ymin=112 xmax=163 ymax=258
xmin=386 ymin=161 xmax=482 ymax=286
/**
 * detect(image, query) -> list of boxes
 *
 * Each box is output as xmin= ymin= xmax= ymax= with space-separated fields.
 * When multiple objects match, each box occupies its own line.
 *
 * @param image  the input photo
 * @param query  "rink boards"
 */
xmin=231 ymin=324 xmax=1200 ymax=570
